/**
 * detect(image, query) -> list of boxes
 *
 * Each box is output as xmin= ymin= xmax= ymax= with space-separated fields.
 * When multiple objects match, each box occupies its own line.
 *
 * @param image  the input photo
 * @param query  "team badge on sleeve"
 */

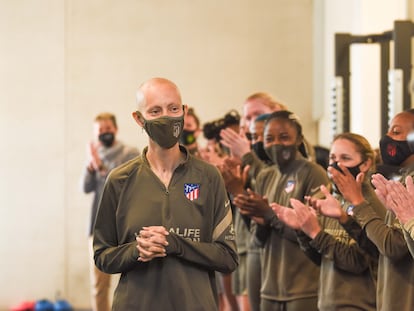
xmin=184 ymin=183 xmax=200 ymax=201
xmin=285 ymin=180 xmax=296 ymax=193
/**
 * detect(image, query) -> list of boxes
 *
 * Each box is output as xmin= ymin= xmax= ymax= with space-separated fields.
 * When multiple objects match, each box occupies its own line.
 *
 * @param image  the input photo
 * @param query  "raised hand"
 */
xmin=233 ymin=189 xmax=271 ymax=218
xmin=382 ymin=176 xmax=414 ymax=224
xmin=271 ymin=202 xmax=300 ymax=229
xmin=328 ymin=162 xmax=365 ymax=205
xmin=88 ymin=141 xmax=103 ymax=171
xmin=218 ymin=157 xmax=250 ymax=196
xmin=219 ymin=127 xmax=251 ymax=160
xmin=311 ymin=185 xmax=343 ymax=219
xmin=289 ymin=198 xmax=321 ymax=239
xmin=371 ymin=173 xmax=390 ymax=208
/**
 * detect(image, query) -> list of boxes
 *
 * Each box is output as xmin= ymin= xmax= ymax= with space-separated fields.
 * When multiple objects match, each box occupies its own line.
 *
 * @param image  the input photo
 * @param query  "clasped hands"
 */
xmin=135 ymin=226 xmax=169 ymax=262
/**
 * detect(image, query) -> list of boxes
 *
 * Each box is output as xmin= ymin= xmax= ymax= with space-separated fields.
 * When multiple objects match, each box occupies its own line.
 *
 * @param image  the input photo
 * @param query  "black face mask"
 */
xmin=379 ymin=135 xmax=412 ymax=166
xmin=99 ymin=132 xmax=115 ymax=147
xmin=328 ymin=161 xmax=363 ymax=195
xmin=180 ymin=129 xmax=196 ymax=146
xmin=252 ymin=141 xmax=271 ymax=163
xmin=264 ymin=144 xmax=297 ymax=168
xmin=329 ymin=161 xmax=363 ymax=179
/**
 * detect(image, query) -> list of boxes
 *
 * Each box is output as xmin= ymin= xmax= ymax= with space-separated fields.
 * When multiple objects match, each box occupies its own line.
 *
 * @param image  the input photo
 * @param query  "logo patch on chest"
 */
xmin=285 ymin=180 xmax=296 ymax=193
xmin=184 ymin=183 xmax=200 ymax=201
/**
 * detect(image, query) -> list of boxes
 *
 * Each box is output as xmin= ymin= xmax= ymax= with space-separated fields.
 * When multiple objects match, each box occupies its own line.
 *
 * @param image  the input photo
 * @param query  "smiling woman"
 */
xmin=232 ymin=110 xmax=329 ymax=311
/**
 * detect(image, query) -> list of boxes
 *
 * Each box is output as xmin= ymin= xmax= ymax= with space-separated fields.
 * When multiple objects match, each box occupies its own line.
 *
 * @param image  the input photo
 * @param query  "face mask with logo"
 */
xmin=99 ymin=132 xmax=115 ymax=148
xmin=379 ymin=135 xmax=412 ymax=166
xmin=252 ymin=141 xmax=271 ymax=163
xmin=180 ymin=129 xmax=196 ymax=146
xmin=265 ymin=144 xmax=297 ymax=168
xmin=137 ymin=112 xmax=184 ymax=149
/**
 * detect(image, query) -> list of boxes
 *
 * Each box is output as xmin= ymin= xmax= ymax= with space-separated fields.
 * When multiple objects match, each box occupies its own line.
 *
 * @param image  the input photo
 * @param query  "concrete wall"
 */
xmin=0 ymin=0 xmax=67 ymax=305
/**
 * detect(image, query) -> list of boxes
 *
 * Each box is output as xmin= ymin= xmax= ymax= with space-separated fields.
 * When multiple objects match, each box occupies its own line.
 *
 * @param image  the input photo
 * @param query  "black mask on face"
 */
xmin=329 ymin=161 xmax=363 ymax=179
xmin=328 ymin=161 xmax=363 ymax=195
xmin=264 ymin=144 xmax=297 ymax=168
xmin=252 ymin=141 xmax=271 ymax=163
xmin=99 ymin=132 xmax=115 ymax=147
xmin=379 ymin=135 xmax=412 ymax=166
xmin=180 ymin=129 xmax=196 ymax=146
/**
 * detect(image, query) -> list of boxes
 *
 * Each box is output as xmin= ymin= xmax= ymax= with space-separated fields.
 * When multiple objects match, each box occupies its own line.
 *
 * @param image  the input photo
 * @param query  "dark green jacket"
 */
xmin=255 ymin=154 xmax=329 ymax=302
xmin=93 ymin=146 xmax=238 ymax=311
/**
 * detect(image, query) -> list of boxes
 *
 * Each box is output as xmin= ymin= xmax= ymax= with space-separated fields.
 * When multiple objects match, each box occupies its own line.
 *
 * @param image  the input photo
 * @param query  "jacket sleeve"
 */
xmin=296 ymin=230 xmax=322 ymax=265
xmin=165 ymin=170 xmax=238 ymax=274
xmin=340 ymin=217 xmax=379 ymax=259
xmin=403 ymin=219 xmax=414 ymax=259
xmin=82 ymin=167 xmax=97 ymax=193
xmin=93 ymin=174 xmax=140 ymax=274
xmin=263 ymin=211 xmax=301 ymax=243
xmin=310 ymin=230 xmax=372 ymax=274
xmin=352 ymin=201 xmax=410 ymax=260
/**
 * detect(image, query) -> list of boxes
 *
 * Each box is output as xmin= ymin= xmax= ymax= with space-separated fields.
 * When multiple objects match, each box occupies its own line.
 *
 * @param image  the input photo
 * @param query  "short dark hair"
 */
xmin=265 ymin=110 xmax=303 ymax=139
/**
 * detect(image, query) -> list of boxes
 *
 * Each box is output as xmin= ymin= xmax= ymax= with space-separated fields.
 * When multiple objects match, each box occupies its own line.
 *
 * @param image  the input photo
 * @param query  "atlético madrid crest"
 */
xmin=285 ymin=180 xmax=296 ymax=193
xmin=184 ymin=183 xmax=200 ymax=201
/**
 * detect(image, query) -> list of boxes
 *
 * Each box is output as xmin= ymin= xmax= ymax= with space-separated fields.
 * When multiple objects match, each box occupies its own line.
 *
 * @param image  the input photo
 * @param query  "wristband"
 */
xmin=346 ymin=205 xmax=355 ymax=216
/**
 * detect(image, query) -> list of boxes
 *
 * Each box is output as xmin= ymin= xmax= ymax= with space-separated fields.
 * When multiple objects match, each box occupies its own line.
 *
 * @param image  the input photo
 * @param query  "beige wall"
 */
xmin=0 ymin=0 xmax=67 ymax=305
xmin=0 ymin=0 xmax=314 ymax=308
xmin=315 ymin=0 xmax=410 ymax=148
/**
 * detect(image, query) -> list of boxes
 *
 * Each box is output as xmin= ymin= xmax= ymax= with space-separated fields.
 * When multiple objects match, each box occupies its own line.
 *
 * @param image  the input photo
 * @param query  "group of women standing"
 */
xmin=218 ymin=102 xmax=414 ymax=310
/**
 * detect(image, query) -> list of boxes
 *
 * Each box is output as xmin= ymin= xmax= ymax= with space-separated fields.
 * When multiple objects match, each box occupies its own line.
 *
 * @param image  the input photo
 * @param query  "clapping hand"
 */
xmin=233 ymin=189 xmax=271 ymax=219
xmin=218 ymin=157 xmax=250 ymax=196
xmin=372 ymin=174 xmax=414 ymax=224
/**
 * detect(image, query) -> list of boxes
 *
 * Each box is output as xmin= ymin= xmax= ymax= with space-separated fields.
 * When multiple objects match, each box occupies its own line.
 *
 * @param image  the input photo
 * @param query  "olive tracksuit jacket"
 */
xmin=254 ymin=154 xmax=329 ymax=303
xmin=349 ymin=166 xmax=414 ymax=311
xmin=303 ymin=182 xmax=386 ymax=311
xmin=93 ymin=146 xmax=238 ymax=311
